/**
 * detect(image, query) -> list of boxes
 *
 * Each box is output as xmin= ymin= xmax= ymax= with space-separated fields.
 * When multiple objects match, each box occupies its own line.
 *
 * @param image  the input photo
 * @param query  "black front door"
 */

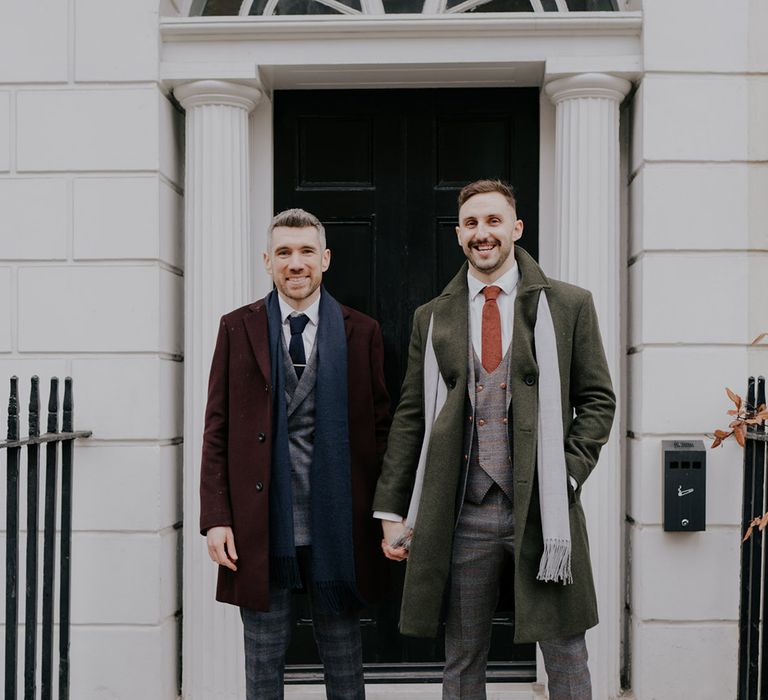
xmin=274 ymin=87 xmax=539 ymax=683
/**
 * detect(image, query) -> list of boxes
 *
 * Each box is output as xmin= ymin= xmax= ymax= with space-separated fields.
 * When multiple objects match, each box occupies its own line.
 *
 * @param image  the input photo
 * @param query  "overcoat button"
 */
xmin=524 ymin=375 xmax=536 ymax=386
xmin=502 ymin=418 xmax=508 ymax=425
xmin=478 ymin=419 xmax=486 ymax=427
xmin=477 ymin=384 xmax=483 ymax=392
xmin=255 ymin=481 xmax=264 ymax=492
xmin=500 ymin=382 xmax=507 ymax=389
xmin=258 ymin=432 xmax=266 ymax=442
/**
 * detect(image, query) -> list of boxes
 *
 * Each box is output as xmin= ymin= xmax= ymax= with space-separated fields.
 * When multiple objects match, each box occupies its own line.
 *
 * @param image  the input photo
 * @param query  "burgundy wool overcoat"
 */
xmin=199 ymin=296 xmax=391 ymax=611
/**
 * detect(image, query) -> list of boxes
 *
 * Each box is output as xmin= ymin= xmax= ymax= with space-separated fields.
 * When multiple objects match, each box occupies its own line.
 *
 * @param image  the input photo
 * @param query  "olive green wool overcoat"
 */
xmin=373 ymin=247 xmax=616 ymax=643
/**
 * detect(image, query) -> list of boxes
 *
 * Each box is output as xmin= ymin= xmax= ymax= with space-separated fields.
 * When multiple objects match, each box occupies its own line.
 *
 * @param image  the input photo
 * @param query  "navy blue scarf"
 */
xmin=266 ymin=288 xmax=359 ymax=613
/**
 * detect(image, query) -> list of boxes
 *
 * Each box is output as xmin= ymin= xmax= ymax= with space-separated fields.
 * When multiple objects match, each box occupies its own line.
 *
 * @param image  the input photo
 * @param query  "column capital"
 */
xmin=544 ymin=72 xmax=631 ymax=105
xmin=174 ymin=79 xmax=263 ymax=112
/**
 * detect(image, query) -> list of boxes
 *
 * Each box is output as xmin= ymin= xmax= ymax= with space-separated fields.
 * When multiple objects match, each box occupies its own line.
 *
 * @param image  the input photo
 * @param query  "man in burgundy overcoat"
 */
xmin=200 ymin=208 xmax=390 ymax=699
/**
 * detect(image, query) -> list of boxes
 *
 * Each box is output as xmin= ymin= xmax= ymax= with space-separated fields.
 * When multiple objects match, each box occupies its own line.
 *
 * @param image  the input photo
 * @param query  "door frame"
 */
xmin=162 ymin=12 xmax=641 ymax=700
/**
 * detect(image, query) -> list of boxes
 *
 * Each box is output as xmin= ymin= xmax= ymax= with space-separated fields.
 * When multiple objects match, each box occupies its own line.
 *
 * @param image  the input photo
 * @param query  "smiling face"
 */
xmin=456 ymin=191 xmax=523 ymax=283
xmin=263 ymin=225 xmax=331 ymax=311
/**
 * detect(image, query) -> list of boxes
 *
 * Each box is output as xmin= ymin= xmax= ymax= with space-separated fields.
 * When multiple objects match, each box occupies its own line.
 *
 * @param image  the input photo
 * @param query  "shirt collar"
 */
xmin=277 ymin=293 xmax=320 ymax=326
xmin=467 ymin=261 xmax=520 ymax=301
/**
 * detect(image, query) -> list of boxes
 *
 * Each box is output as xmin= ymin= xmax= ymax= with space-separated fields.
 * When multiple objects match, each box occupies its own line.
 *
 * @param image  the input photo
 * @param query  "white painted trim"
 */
xmin=447 ymin=0 xmax=499 ymax=13
xmin=264 ymin=0 xmax=281 ymax=15
xmin=546 ymin=71 xmax=631 ymax=103
xmin=175 ymin=79 xmax=262 ymax=110
xmin=313 ymin=0 xmax=363 ymax=14
xmin=161 ymin=13 xmax=642 ymax=41
xmin=423 ymin=0 xmax=446 ymax=12
xmin=188 ymin=0 xmax=208 ymax=16
xmin=361 ymin=0 xmax=386 ymax=13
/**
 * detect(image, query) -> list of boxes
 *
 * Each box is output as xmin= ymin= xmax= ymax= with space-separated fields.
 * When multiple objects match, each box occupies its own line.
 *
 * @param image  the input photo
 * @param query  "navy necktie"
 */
xmin=288 ymin=314 xmax=310 ymax=378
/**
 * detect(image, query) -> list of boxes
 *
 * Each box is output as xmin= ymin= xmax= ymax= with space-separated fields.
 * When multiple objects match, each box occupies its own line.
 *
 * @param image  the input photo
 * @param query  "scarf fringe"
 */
xmin=270 ymin=555 xmax=303 ymax=590
xmin=536 ymin=539 xmax=573 ymax=585
xmin=313 ymin=581 xmax=361 ymax=615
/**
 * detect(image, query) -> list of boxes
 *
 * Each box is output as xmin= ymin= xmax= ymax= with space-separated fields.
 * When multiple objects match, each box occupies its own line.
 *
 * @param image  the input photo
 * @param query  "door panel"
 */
xmin=274 ymin=87 xmax=539 ymax=683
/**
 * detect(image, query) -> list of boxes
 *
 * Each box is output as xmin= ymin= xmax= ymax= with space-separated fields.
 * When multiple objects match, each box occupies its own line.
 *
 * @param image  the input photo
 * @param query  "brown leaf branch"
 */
xmin=708 ymin=387 xmax=767 ymax=449
xmin=709 ymin=337 xmax=768 ymax=542
xmin=742 ymin=513 xmax=768 ymax=544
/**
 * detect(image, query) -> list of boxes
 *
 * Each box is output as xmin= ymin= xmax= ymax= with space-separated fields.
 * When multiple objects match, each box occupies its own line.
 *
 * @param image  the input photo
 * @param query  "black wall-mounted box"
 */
xmin=662 ymin=440 xmax=706 ymax=532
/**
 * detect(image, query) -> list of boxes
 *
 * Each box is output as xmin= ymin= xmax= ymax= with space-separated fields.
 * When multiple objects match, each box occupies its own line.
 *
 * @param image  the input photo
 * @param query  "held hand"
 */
xmin=381 ymin=519 xmax=411 ymax=561
xmin=207 ymin=526 xmax=238 ymax=572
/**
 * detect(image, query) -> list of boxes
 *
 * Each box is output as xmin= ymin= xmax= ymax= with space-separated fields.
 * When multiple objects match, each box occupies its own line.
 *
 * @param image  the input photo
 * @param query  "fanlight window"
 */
xmin=195 ymin=0 xmax=620 ymax=15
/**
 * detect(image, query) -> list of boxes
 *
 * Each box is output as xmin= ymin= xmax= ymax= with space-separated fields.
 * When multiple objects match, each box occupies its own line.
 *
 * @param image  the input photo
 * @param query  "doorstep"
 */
xmin=285 ymin=683 xmax=543 ymax=699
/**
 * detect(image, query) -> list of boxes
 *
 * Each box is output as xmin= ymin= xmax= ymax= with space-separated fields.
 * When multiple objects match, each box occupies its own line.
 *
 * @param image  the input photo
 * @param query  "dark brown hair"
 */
xmin=457 ymin=179 xmax=517 ymax=211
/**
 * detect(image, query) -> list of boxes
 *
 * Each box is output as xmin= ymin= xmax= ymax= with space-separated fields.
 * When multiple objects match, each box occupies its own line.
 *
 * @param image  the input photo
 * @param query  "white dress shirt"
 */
xmin=278 ymin=293 xmax=320 ymax=359
xmin=467 ymin=263 xmax=519 ymax=360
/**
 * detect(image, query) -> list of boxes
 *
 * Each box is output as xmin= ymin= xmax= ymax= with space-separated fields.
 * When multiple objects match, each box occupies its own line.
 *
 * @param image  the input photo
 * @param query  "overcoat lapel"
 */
xmin=342 ymin=307 xmax=353 ymax=343
xmin=242 ymin=295 xmax=354 ymax=398
xmin=243 ymin=299 xmax=271 ymax=384
xmin=432 ymin=265 xmax=469 ymax=389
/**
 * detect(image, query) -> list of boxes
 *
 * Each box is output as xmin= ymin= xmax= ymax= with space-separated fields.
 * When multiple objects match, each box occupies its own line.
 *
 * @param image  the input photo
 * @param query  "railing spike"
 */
xmin=30 ymin=375 xmax=40 ymax=437
xmin=7 ymin=376 xmax=19 ymax=441
xmin=47 ymin=377 xmax=59 ymax=434
xmin=63 ymin=377 xmax=73 ymax=433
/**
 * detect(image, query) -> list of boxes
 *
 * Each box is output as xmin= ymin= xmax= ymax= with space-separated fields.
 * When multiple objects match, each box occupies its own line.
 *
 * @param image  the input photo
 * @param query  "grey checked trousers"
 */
xmin=443 ymin=486 xmax=592 ymax=700
xmin=241 ymin=566 xmax=364 ymax=700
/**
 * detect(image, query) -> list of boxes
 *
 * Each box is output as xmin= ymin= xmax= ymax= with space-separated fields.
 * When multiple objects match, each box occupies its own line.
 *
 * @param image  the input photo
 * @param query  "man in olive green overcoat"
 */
xmin=373 ymin=180 xmax=615 ymax=700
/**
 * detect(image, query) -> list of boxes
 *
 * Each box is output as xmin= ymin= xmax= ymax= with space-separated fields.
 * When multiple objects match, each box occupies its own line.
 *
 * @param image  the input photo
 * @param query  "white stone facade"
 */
xmin=627 ymin=3 xmax=768 ymax=699
xmin=0 ymin=0 xmax=765 ymax=699
xmin=0 ymin=2 xmax=184 ymax=699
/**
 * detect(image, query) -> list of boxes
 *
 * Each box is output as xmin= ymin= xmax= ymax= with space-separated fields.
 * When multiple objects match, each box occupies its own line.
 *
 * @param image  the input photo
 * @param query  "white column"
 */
xmin=544 ymin=73 xmax=631 ymax=700
xmin=175 ymin=79 xmax=262 ymax=700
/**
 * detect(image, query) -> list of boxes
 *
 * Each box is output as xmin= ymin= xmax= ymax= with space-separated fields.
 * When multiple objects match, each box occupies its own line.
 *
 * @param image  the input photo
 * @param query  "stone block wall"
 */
xmin=627 ymin=1 xmax=768 ymax=698
xmin=0 ymin=1 xmax=183 ymax=698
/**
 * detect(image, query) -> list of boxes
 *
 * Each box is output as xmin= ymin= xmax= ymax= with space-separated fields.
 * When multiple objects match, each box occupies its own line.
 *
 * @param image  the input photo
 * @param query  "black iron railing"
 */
xmin=738 ymin=375 xmax=768 ymax=700
xmin=1 ymin=376 xmax=91 ymax=700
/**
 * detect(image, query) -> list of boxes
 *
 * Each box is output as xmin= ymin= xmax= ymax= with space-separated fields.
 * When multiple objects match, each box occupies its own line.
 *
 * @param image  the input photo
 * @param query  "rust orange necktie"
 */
xmin=481 ymin=285 xmax=502 ymax=372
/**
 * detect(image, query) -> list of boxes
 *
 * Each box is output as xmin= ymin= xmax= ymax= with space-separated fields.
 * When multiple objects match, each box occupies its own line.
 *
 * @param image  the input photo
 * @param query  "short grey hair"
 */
xmin=267 ymin=208 xmax=326 ymax=250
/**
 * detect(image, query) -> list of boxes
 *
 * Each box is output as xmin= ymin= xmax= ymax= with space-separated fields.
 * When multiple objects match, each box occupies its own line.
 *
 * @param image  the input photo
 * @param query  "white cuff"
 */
xmin=373 ymin=511 xmax=403 ymax=522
